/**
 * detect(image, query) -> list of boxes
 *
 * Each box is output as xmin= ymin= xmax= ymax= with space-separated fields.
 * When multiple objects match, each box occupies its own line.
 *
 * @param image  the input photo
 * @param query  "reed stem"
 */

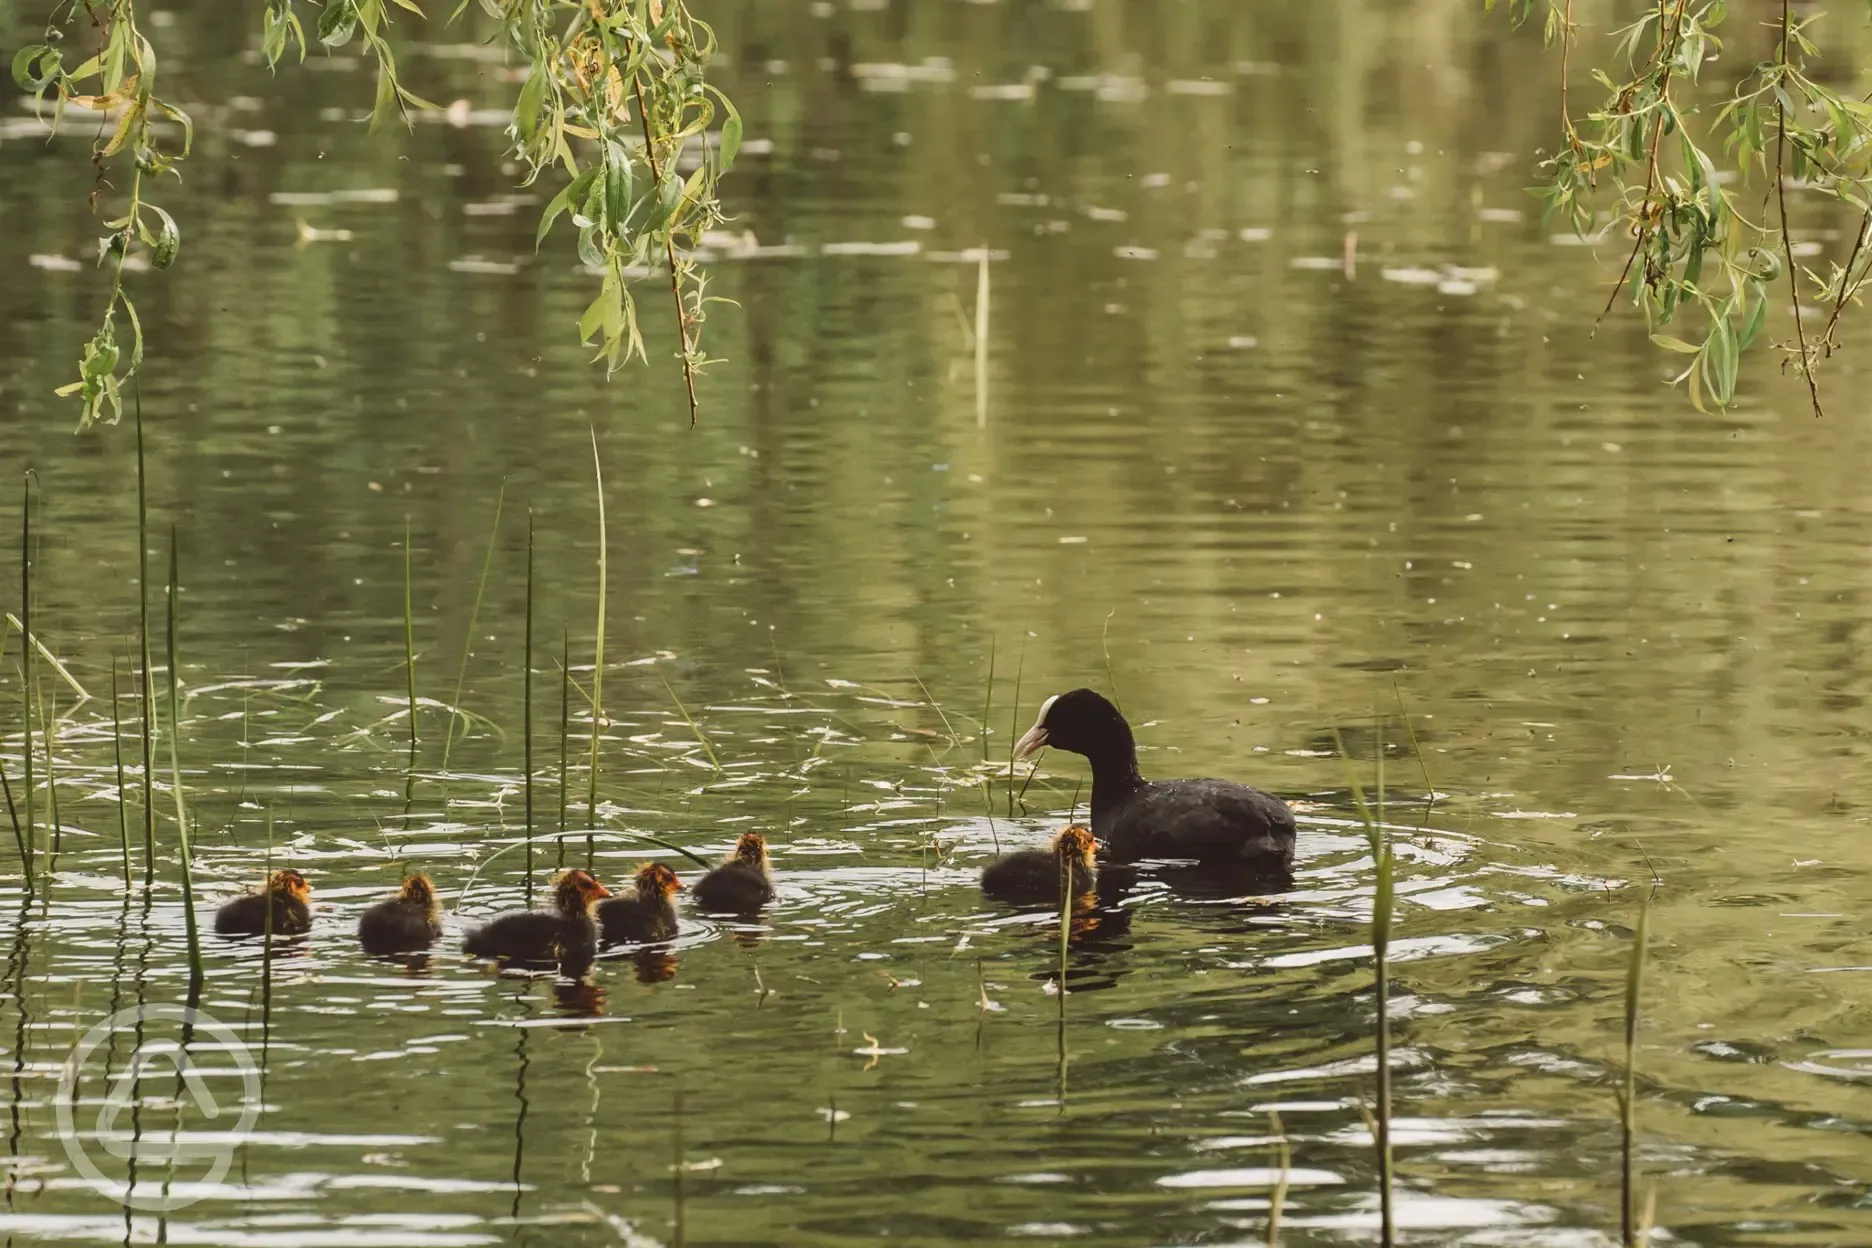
xmin=404 ymin=518 xmax=418 ymax=777
xmin=111 ymin=660 xmax=132 ymax=888
xmin=1621 ymin=891 xmax=1651 ymax=1247
xmin=18 ymin=475 xmax=34 ymax=883
xmin=587 ymin=431 xmax=607 ymax=858
xmin=558 ymin=626 xmax=569 ymax=870
xmin=442 ymin=483 xmax=505 ymax=770
xmin=166 ymin=529 xmax=203 ymax=988
xmin=135 ymin=396 xmax=155 ymax=888
xmin=523 ymin=509 xmax=535 ymax=907
xmin=40 ymin=682 xmax=59 ymax=859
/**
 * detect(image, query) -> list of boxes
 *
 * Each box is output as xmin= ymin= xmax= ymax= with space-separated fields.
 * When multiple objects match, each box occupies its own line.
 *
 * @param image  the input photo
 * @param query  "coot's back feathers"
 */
xmin=692 ymin=832 xmax=775 ymax=914
xmin=358 ymin=874 xmax=444 ymax=955
xmin=214 ymin=869 xmax=314 ymax=937
xmin=596 ymin=862 xmax=684 ymax=944
xmin=1102 ymin=778 xmax=1295 ymax=865
xmin=1015 ymin=688 xmax=1295 ymax=872
xmin=981 ymin=824 xmax=1098 ymax=903
xmin=463 ymin=869 xmax=610 ymax=966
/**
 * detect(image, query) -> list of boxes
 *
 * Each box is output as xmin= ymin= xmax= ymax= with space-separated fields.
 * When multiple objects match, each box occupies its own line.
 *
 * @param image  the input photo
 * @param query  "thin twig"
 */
xmin=1776 ymin=0 xmax=1824 ymax=418
xmin=1596 ymin=0 xmax=1692 ymax=331
xmin=631 ymin=76 xmax=699 ymax=426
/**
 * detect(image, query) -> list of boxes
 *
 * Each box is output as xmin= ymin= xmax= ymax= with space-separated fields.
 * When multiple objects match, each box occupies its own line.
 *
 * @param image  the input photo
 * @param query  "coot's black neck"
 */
xmin=1084 ymin=736 xmax=1145 ymax=830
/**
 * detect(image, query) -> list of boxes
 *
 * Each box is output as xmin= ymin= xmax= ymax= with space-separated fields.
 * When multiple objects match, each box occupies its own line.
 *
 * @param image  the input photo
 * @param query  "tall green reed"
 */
xmin=1621 ymin=882 xmax=1654 ymax=1247
xmin=558 ymin=626 xmax=570 ymax=869
xmin=1334 ymin=724 xmax=1394 ymax=1248
xmin=403 ymin=518 xmax=418 ymax=778
xmin=523 ymin=510 xmax=535 ymax=906
xmin=587 ymin=431 xmax=607 ymax=844
xmin=111 ymin=660 xmax=131 ymax=887
xmin=135 ymin=396 xmax=155 ymax=887
xmin=165 ymin=529 xmax=203 ymax=986
xmin=1005 ymin=647 xmax=1023 ymax=817
xmin=18 ymin=475 xmax=35 ymax=884
xmin=442 ymin=483 xmax=505 ymax=771
xmin=974 ymin=249 xmax=989 ymax=430
xmin=40 ymin=683 xmax=59 ymax=859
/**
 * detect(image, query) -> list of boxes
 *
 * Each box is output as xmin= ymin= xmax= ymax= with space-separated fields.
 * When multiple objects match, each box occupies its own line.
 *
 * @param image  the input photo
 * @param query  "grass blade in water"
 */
xmin=112 ymin=660 xmax=132 ymax=888
xmin=442 ymin=483 xmax=505 ymax=770
xmin=40 ymin=682 xmax=59 ymax=860
xmin=1622 ymin=890 xmax=1651 ymax=1247
xmin=587 ymin=430 xmax=607 ymax=844
xmin=166 ymin=529 xmax=203 ymax=987
xmin=557 ymin=626 xmax=569 ymax=870
xmin=136 ymin=396 xmax=156 ymax=887
xmin=523 ymin=510 xmax=535 ymax=907
xmin=18 ymin=474 xmax=34 ymax=883
xmin=404 ymin=518 xmax=418 ymax=779
xmin=1332 ymin=725 xmax=1393 ymax=1248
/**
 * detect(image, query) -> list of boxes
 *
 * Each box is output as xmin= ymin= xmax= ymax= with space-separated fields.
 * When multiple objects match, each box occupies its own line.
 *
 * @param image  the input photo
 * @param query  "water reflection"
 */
xmin=1 ymin=0 xmax=1872 ymax=1243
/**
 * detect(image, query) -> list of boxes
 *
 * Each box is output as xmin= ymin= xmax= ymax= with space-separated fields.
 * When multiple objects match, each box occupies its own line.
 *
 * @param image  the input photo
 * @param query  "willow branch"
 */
xmin=631 ymin=75 xmax=700 ymax=427
xmin=1776 ymin=0 xmax=1824 ymax=418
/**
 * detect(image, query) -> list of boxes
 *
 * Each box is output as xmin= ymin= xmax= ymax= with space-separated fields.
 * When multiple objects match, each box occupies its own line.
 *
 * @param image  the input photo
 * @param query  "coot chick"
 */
xmin=463 ymin=869 xmax=610 ymax=966
xmin=1015 ymin=688 xmax=1296 ymax=870
xmin=692 ymin=832 xmax=775 ymax=913
xmin=214 ymin=869 xmax=313 ymax=937
xmin=358 ymin=874 xmax=444 ymax=955
xmin=596 ymin=863 xmax=683 ymax=944
xmin=981 ymin=824 xmax=1098 ymax=904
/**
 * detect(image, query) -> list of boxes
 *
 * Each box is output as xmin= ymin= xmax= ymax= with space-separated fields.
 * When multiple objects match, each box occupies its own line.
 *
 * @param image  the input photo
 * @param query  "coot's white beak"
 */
xmin=1013 ymin=695 xmax=1056 ymax=759
xmin=1013 ymin=724 xmax=1047 ymax=759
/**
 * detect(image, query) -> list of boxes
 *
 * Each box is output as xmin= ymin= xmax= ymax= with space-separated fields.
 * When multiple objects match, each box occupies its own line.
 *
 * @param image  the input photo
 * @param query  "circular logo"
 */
xmin=55 ymin=1004 xmax=262 ymax=1211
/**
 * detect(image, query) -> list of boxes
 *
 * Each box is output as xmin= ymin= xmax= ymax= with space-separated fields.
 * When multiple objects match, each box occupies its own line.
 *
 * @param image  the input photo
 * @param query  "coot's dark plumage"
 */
xmin=358 ymin=874 xmax=444 ymax=955
xmin=463 ymin=869 xmax=610 ymax=966
xmin=1014 ymin=688 xmax=1295 ymax=870
xmin=981 ymin=824 xmax=1098 ymax=904
xmin=596 ymin=863 xmax=683 ymax=944
xmin=214 ymin=869 xmax=314 ymax=937
xmin=692 ymin=832 xmax=775 ymax=913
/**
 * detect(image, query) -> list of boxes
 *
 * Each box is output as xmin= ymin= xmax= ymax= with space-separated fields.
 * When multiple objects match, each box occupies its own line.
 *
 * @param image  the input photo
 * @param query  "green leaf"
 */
xmin=319 ymin=0 xmax=359 ymax=48
xmin=1737 ymin=287 xmax=1769 ymax=350
xmin=536 ymin=168 xmax=597 ymax=249
xmin=1704 ymin=310 xmax=1738 ymax=406
xmin=710 ymin=85 xmax=742 ymax=173
xmin=1650 ymin=333 xmax=1702 ymax=354
xmin=368 ymin=53 xmax=396 ymax=133
xmin=512 ymin=61 xmax=546 ymax=139
xmin=148 ymin=205 xmax=180 ymax=270
xmin=11 ymin=44 xmax=60 ymax=92
xmin=603 ymin=139 xmax=633 ymax=231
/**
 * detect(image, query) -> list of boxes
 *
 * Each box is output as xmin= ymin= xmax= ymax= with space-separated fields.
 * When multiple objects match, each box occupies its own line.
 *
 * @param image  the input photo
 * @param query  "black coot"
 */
xmin=464 ymin=869 xmax=610 ymax=966
xmin=596 ymin=863 xmax=684 ymax=944
xmin=1014 ymin=688 xmax=1295 ymax=871
xmin=358 ymin=874 xmax=445 ymax=955
xmin=692 ymin=832 xmax=775 ymax=914
xmin=981 ymin=824 xmax=1098 ymax=904
xmin=214 ymin=869 xmax=314 ymax=937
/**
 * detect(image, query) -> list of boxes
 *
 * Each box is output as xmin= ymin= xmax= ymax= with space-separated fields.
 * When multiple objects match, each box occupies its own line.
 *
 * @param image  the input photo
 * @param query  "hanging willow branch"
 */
xmin=1493 ymin=0 xmax=1872 ymax=416
xmin=16 ymin=0 xmax=738 ymax=428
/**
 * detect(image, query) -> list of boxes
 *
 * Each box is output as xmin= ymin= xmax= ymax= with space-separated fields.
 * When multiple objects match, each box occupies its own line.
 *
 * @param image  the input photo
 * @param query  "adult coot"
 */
xmin=1014 ymin=688 xmax=1295 ymax=870
xmin=358 ymin=874 xmax=445 ymax=955
xmin=214 ymin=869 xmax=314 ymax=937
xmin=692 ymin=832 xmax=775 ymax=914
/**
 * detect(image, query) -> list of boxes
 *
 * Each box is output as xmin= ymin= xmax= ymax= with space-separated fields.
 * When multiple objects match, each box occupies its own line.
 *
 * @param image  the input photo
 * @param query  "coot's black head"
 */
xmin=1014 ymin=688 xmax=1133 ymax=761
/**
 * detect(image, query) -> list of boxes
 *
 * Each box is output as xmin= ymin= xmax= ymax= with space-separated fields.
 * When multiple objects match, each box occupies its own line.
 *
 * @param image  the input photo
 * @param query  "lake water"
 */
xmin=3 ymin=1 xmax=1872 ymax=1244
